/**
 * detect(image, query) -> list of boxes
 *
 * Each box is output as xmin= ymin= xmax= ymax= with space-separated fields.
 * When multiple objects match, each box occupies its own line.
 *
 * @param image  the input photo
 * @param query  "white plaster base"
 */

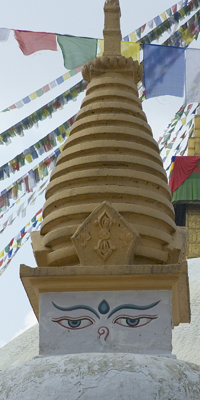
xmin=0 ymin=353 xmax=200 ymax=400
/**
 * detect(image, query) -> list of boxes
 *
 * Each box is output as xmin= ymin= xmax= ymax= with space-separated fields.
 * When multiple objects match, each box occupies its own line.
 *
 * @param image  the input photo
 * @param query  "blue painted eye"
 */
xmin=126 ymin=318 xmax=140 ymax=327
xmin=113 ymin=315 xmax=158 ymax=328
xmin=52 ymin=316 xmax=94 ymax=330
xmin=68 ymin=320 xmax=81 ymax=328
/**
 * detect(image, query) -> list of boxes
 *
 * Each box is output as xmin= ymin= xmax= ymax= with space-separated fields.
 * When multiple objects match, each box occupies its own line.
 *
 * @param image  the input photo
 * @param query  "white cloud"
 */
xmin=11 ymin=311 xmax=37 ymax=340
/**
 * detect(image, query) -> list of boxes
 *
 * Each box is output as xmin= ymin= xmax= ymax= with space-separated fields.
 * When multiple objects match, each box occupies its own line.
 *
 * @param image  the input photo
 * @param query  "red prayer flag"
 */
xmin=172 ymin=4 xmax=177 ymax=13
xmin=9 ymin=238 xmax=14 ymax=247
xmin=187 ymin=104 xmax=193 ymax=110
xmin=36 ymin=209 xmax=43 ymax=216
xmin=169 ymin=156 xmax=200 ymax=193
xmin=14 ymin=30 xmax=57 ymax=56
xmin=42 ymin=84 xmax=51 ymax=93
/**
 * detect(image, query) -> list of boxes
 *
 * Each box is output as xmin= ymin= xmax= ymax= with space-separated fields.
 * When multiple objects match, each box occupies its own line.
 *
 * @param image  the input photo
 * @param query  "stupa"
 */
xmin=1 ymin=1 xmax=200 ymax=399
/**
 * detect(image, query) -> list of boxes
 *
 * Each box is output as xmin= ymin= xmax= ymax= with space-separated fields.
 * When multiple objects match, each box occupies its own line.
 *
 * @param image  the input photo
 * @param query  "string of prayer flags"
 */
xmin=14 ymin=30 xmax=57 ymax=55
xmin=144 ymin=44 xmax=185 ymax=99
xmin=0 ymin=123 xmax=71 ymax=181
xmin=0 ymin=180 xmax=49 ymax=236
xmin=1 ymin=67 xmax=82 ymax=113
xmin=0 ymin=209 xmax=43 ymax=275
xmin=57 ymin=35 xmax=98 ymax=70
xmin=0 ymin=80 xmax=86 ymax=146
xmin=0 ymin=138 xmax=68 ymax=213
xmin=140 ymin=3 xmax=200 ymax=47
xmin=158 ymin=103 xmax=196 ymax=161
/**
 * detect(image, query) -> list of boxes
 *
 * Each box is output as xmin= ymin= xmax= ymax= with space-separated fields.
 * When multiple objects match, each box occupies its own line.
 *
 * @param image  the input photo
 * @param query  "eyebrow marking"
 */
xmin=107 ymin=301 xmax=160 ymax=318
xmin=52 ymin=302 xmax=100 ymax=319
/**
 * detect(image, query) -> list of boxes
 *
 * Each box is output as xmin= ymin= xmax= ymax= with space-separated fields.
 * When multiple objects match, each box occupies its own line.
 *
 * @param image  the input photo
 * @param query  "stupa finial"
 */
xmin=103 ymin=0 xmax=122 ymax=56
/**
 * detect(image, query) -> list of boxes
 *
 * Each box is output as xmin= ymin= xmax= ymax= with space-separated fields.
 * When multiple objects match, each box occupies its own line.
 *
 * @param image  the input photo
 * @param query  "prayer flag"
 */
xmin=144 ymin=44 xmax=185 ymax=99
xmin=14 ymin=30 xmax=57 ymax=55
xmin=57 ymin=35 xmax=98 ymax=70
xmin=185 ymin=48 xmax=200 ymax=103
xmin=0 ymin=28 xmax=10 ymax=42
xmin=154 ymin=15 xmax=162 ymax=27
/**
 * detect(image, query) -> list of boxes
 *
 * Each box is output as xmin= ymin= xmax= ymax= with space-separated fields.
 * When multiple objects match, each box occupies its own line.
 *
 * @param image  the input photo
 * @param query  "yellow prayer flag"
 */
xmin=59 ymin=144 xmax=64 ymax=152
xmin=25 ymin=154 xmax=33 ymax=163
xmin=57 ymin=134 xmax=64 ymax=143
xmin=98 ymin=39 xmax=140 ymax=63
xmin=71 ymin=89 xmax=78 ymax=98
xmin=97 ymin=39 xmax=104 ymax=57
xmin=30 ymin=92 xmax=38 ymax=100
xmin=65 ymin=129 xmax=70 ymax=138
xmin=6 ymin=185 xmax=12 ymax=191
xmin=38 ymin=166 xmax=43 ymax=180
xmin=26 ymin=222 xmax=30 ymax=227
xmin=166 ymin=150 xmax=170 ymax=156
xmin=12 ymin=243 xmax=18 ymax=248
xmin=38 ymin=215 xmax=43 ymax=222
xmin=16 ymin=198 xmax=21 ymax=204
xmin=129 ymin=32 xmax=137 ymax=43
xmin=63 ymin=72 xmax=70 ymax=80
xmin=169 ymin=161 xmax=174 ymax=173
xmin=179 ymin=9 xmax=185 ymax=18
xmin=42 ymin=109 xmax=50 ymax=118
xmin=59 ymin=125 xmax=65 ymax=134
xmin=181 ymin=117 xmax=186 ymax=126
xmin=0 ymin=250 xmax=4 ymax=258
xmin=160 ymin=12 xmax=167 ymax=21
xmin=121 ymin=41 xmax=140 ymax=63
xmin=181 ymin=117 xmax=186 ymax=125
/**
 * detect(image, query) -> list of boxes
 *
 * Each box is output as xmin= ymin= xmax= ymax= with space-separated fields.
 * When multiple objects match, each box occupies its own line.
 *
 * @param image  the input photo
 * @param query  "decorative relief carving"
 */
xmin=119 ymin=228 xmax=134 ymax=246
xmin=94 ymin=210 xmax=116 ymax=260
xmin=71 ymin=201 xmax=141 ymax=266
xmin=187 ymin=210 xmax=200 ymax=258
xmin=76 ymin=227 xmax=91 ymax=247
xmin=82 ymin=56 xmax=143 ymax=84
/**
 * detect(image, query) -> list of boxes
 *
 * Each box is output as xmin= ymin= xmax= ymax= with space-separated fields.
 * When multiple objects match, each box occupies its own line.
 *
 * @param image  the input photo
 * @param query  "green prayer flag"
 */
xmin=57 ymin=35 xmax=98 ymax=70
xmin=36 ymin=88 xmax=44 ymax=97
xmin=166 ymin=8 xmax=172 ymax=17
xmin=5 ymin=245 xmax=10 ymax=253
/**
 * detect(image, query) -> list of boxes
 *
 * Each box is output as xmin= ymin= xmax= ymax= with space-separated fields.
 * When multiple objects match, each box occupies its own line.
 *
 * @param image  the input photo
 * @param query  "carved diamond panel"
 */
xmin=71 ymin=201 xmax=141 ymax=266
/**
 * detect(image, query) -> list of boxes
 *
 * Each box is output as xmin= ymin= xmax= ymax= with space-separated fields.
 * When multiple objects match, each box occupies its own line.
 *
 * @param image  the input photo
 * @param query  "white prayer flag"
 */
xmin=0 ymin=28 xmax=10 ymax=42
xmin=185 ymin=48 xmax=200 ymax=103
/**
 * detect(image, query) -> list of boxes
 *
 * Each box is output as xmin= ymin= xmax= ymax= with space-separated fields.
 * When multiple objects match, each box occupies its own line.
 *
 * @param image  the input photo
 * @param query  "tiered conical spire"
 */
xmin=35 ymin=0 xmax=180 ymax=267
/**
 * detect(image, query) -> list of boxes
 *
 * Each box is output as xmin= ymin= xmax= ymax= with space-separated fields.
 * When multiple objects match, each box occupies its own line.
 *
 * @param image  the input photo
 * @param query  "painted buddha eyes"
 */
xmin=113 ymin=315 xmax=158 ymax=328
xmin=52 ymin=316 xmax=94 ymax=330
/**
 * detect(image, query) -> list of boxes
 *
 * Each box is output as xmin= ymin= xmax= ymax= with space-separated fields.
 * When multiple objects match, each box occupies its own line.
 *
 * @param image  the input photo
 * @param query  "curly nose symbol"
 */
xmin=98 ymin=326 xmax=109 ymax=341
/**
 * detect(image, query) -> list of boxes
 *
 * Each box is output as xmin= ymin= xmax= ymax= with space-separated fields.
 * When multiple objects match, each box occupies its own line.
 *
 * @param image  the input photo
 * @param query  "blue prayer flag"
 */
xmin=144 ymin=44 xmax=185 ymax=99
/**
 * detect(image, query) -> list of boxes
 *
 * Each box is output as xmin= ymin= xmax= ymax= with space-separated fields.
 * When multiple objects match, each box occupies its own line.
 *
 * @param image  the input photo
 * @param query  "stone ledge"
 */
xmin=20 ymin=261 xmax=190 ymax=327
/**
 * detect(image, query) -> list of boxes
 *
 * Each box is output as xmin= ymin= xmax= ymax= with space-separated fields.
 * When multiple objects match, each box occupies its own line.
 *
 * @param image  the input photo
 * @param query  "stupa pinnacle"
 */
xmin=21 ymin=0 xmax=190 ymax=329
xmin=32 ymin=0 xmax=181 ymax=267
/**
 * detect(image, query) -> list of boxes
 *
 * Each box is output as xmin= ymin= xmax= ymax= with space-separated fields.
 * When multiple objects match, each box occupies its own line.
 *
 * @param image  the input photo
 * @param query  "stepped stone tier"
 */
xmin=32 ymin=1 xmax=184 ymax=268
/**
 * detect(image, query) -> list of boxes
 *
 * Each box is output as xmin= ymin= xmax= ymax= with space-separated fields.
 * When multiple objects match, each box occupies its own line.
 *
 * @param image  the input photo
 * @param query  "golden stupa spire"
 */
xmin=103 ymin=0 xmax=121 ymax=56
xmin=21 ymin=0 xmax=190 ymax=328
